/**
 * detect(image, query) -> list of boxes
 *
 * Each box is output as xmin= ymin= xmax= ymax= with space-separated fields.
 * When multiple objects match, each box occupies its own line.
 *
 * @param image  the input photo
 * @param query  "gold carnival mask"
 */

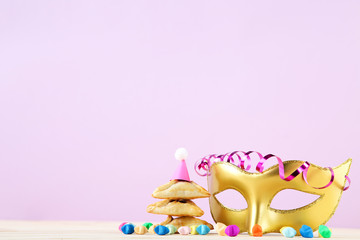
xmin=195 ymin=151 xmax=351 ymax=235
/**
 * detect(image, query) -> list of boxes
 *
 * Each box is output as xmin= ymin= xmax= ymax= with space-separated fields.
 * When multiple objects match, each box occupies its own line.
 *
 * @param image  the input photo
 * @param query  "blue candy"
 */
xmin=300 ymin=225 xmax=313 ymax=238
xmin=196 ymin=225 xmax=210 ymax=235
xmin=121 ymin=223 xmax=135 ymax=234
xmin=281 ymin=227 xmax=297 ymax=238
xmin=155 ymin=225 xmax=170 ymax=235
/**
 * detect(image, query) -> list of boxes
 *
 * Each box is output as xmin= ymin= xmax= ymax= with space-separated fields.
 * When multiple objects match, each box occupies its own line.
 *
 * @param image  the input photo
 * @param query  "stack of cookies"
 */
xmin=146 ymin=148 xmax=213 ymax=230
xmin=147 ymin=179 xmax=213 ymax=229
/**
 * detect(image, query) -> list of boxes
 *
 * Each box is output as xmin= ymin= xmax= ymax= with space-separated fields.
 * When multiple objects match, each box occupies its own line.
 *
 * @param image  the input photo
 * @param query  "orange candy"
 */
xmin=215 ymin=222 xmax=227 ymax=236
xmin=252 ymin=224 xmax=263 ymax=237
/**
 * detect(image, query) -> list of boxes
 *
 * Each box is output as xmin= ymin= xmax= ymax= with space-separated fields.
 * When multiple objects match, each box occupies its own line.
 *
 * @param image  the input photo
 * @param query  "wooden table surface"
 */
xmin=0 ymin=221 xmax=359 ymax=239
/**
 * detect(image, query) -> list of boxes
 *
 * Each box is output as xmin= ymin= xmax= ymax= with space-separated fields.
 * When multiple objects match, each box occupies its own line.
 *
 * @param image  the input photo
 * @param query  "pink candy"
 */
xmin=225 ymin=225 xmax=240 ymax=237
xmin=178 ymin=226 xmax=191 ymax=235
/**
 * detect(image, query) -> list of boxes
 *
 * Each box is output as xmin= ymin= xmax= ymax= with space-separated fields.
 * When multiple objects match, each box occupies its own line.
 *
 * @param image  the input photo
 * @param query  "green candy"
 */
xmin=319 ymin=225 xmax=331 ymax=238
xmin=165 ymin=224 xmax=177 ymax=234
xmin=142 ymin=222 xmax=153 ymax=230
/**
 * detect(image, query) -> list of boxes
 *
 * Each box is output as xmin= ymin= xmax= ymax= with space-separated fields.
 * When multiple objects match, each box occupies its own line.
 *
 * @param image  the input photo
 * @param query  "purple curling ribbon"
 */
xmin=195 ymin=151 xmax=351 ymax=191
xmin=344 ymin=175 xmax=351 ymax=191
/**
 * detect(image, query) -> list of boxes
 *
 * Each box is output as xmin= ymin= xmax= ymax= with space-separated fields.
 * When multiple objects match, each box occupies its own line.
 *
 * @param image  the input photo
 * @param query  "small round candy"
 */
xmin=155 ymin=225 xmax=170 ymax=235
xmin=149 ymin=224 xmax=159 ymax=234
xmin=300 ymin=225 xmax=313 ymax=238
xmin=121 ymin=223 xmax=135 ymax=234
xmin=178 ymin=226 xmax=191 ymax=235
xmin=165 ymin=224 xmax=177 ymax=234
xmin=252 ymin=224 xmax=262 ymax=237
xmin=143 ymin=222 xmax=153 ymax=230
xmin=215 ymin=222 xmax=227 ymax=236
xmin=190 ymin=225 xmax=198 ymax=235
xmin=318 ymin=225 xmax=331 ymax=238
xmin=196 ymin=225 xmax=210 ymax=235
xmin=134 ymin=225 xmax=147 ymax=235
xmin=280 ymin=226 xmax=297 ymax=238
xmin=119 ymin=222 xmax=128 ymax=232
xmin=215 ymin=222 xmax=226 ymax=232
xmin=225 ymin=225 xmax=240 ymax=237
xmin=219 ymin=227 xmax=227 ymax=236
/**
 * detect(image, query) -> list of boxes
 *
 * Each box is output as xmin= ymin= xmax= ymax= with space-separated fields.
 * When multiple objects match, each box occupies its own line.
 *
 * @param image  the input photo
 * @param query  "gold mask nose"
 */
xmin=205 ymin=157 xmax=351 ymax=235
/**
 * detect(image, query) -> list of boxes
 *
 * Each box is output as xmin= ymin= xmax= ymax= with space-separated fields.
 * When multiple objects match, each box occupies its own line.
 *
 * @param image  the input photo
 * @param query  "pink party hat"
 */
xmin=172 ymin=148 xmax=191 ymax=181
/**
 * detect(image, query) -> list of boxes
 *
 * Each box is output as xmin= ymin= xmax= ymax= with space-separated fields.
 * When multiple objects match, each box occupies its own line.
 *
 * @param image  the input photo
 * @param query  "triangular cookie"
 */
xmin=152 ymin=180 xmax=210 ymax=199
xmin=161 ymin=216 xmax=214 ymax=230
xmin=146 ymin=199 xmax=204 ymax=217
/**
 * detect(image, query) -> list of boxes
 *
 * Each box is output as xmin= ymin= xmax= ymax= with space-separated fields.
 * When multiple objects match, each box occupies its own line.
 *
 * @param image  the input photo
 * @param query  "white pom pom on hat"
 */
xmin=174 ymin=147 xmax=188 ymax=161
xmin=172 ymin=148 xmax=191 ymax=181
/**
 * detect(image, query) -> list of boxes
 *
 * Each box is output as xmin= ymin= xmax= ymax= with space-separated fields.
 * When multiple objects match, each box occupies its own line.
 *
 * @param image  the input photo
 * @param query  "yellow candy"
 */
xmin=215 ymin=222 xmax=227 ymax=236
xmin=190 ymin=225 xmax=199 ymax=235
xmin=149 ymin=224 xmax=159 ymax=234
xmin=134 ymin=225 xmax=147 ymax=235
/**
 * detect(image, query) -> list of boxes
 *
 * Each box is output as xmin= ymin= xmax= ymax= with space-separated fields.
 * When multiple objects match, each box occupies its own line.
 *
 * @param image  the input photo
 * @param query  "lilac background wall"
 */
xmin=0 ymin=1 xmax=359 ymax=228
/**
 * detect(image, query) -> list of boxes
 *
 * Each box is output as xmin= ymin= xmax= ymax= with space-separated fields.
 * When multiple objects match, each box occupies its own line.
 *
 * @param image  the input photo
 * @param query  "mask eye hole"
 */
xmin=214 ymin=189 xmax=248 ymax=210
xmin=270 ymin=189 xmax=321 ymax=210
